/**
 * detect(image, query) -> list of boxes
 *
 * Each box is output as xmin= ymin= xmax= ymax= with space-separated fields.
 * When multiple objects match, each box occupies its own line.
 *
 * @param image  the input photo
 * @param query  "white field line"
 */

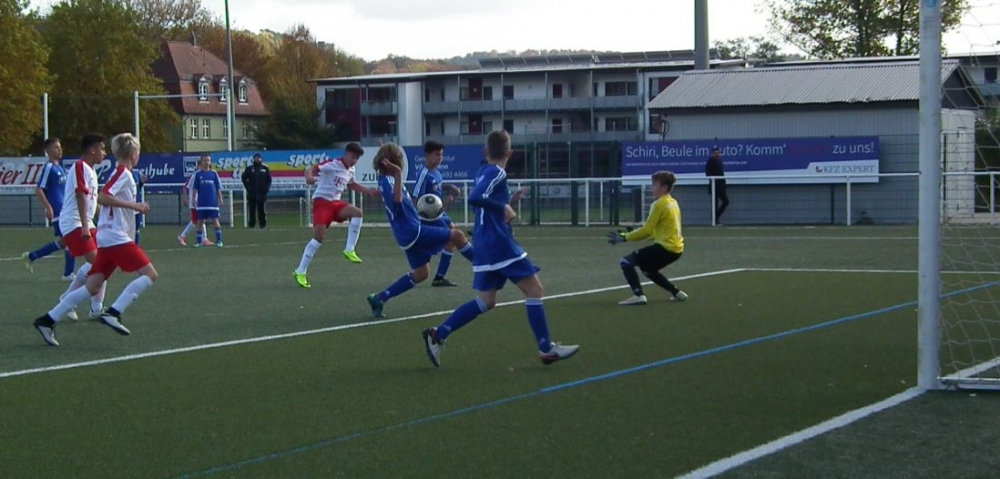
xmin=745 ymin=267 xmax=1000 ymax=275
xmin=676 ymin=388 xmax=925 ymax=479
xmin=0 ymin=268 xmax=747 ymax=380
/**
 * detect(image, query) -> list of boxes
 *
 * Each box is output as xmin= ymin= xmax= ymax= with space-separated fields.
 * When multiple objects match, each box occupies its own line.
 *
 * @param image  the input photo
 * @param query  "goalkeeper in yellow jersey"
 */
xmin=607 ymin=170 xmax=687 ymax=305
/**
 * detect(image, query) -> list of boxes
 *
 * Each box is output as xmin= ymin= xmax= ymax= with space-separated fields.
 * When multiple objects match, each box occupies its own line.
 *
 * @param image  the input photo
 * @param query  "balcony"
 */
xmin=422 ymin=96 xmax=642 ymax=115
xmin=360 ymin=101 xmax=397 ymax=116
xmin=423 ymin=100 xmax=503 ymax=115
xmin=976 ymin=82 xmax=1000 ymax=99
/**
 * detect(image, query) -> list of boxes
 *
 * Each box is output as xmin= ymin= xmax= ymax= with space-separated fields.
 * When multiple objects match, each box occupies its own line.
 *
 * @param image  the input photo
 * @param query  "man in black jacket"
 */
xmin=705 ymin=147 xmax=729 ymax=226
xmin=242 ymin=153 xmax=272 ymax=229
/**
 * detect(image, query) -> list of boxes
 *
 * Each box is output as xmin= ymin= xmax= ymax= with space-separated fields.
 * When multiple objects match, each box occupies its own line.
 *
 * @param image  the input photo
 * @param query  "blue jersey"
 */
xmin=193 ymin=170 xmax=222 ymax=210
xmin=469 ymin=164 xmax=526 ymax=270
xmin=413 ymin=165 xmax=450 ymax=223
xmin=36 ymin=161 xmax=67 ymax=216
xmin=378 ymin=175 xmax=422 ymax=248
xmin=132 ymin=170 xmax=144 ymax=203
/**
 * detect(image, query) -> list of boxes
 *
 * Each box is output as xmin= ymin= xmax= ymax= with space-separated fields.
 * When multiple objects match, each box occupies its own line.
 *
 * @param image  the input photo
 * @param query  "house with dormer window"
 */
xmin=151 ymin=41 xmax=269 ymax=152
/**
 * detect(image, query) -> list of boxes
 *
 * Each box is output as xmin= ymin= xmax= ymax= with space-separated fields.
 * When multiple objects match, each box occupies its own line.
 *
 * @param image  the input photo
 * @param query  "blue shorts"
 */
xmin=403 ymin=225 xmax=452 ymax=269
xmin=197 ymin=208 xmax=220 ymax=220
xmin=420 ymin=213 xmax=452 ymax=229
xmin=473 ymin=258 xmax=541 ymax=292
xmin=52 ymin=221 xmax=63 ymax=237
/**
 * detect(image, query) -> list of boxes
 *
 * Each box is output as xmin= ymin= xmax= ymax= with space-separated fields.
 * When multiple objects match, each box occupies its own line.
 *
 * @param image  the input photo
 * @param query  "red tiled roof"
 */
xmin=151 ymin=41 xmax=269 ymax=117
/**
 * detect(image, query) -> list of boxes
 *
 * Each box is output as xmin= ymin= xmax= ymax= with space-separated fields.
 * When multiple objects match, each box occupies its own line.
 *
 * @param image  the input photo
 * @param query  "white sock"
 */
xmin=180 ymin=221 xmax=195 ymax=238
xmin=62 ymin=263 xmax=91 ymax=299
xmin=345 ymin=217 xmax=363 ymax=251
xmin=49 ymin=287 xmax=91 ymax=323
xmin=91 ymin=281 xmax=106 ymax=315
xmin=296 ymin=239 xmax=322 ymax=274
xmin=111 ymin=276 xmax=154 ymax=314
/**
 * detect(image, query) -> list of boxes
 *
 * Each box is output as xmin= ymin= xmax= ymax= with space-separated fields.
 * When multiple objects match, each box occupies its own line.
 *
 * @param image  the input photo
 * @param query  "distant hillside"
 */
xmin=363 ymin=49 xmax=611 ymax=74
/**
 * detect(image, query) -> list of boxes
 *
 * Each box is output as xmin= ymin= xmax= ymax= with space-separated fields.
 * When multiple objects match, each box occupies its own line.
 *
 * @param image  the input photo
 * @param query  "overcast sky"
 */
xmin=29 ymin=0 xmax=1000 ymax=61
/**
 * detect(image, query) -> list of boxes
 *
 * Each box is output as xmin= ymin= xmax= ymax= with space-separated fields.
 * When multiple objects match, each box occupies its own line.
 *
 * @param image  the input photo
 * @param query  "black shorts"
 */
xmin=626 ymin=244 xmax=682 ymax=272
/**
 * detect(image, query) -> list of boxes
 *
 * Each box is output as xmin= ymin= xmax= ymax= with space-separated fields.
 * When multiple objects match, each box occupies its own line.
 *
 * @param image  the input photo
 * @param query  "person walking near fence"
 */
xmin=242 ymin=153 xmax=272 ymax=229
xmin=705 ymin=147 xmax=729 ymax=226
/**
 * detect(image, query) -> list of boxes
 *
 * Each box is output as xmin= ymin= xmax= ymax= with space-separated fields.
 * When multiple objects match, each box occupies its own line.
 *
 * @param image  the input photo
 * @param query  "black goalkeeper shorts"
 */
xmin=625 ymin=244 xmax=682 ymax=273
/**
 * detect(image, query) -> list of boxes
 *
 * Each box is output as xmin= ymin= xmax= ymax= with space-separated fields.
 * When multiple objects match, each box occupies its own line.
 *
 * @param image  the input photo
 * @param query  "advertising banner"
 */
xmin=621 ymin=137 xmax=880 ymax=185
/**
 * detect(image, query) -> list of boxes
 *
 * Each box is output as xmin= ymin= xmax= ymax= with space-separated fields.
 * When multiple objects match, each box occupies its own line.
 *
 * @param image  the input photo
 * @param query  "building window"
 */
xmin=503 ymin=85 xmax=514 ymax=100
xmin=238 ymin=84 xmax=248 ymax=103
xmin=327 ymin=89 xmax=351 ymax=108
xmin=605 ymin=81 xmax=637 ymax=97
xmin=552 ymin=84 xmax=563 ymax=98
xmin=202 ymin=118 xmax=211 ymax=139
xmin=503 ymin=119 xmax=514 ymax=134
xmin=460 ymin=87 xmax=470 ymax=101
xmin=242 ymin=120 xmax=253 ymax=139
xmin=424 ymin=89 xmax=430 ymax=102
xmin=483 ymin=86 xmax=493 ymax=100
xmin=198 ymin=82 xmax=209 ymax=101
xmin=223 ymin=118 xmax=229 ymax=139
xmin=483 ymin=121 xmax=493 ymax=132
xmin=606 ymin=116 xmax=637 ymax=132
xmin=551 ymin=118 xmax=563 ymax=134
xmin=220 ymin=83 xmax=229 ymax=102
xmin=189 ymin=118 xmax=199 ymax=139
xmin=986 ymin=67 xmax=998 ymax=83
xmin=460 ymin=121 xmax=470 ymax=135
xmin=367 ymin=86 xmax=396 ymax=103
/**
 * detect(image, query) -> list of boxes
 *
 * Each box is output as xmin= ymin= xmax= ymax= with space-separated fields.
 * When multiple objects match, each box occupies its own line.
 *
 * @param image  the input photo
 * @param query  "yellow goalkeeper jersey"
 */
xmin=624 ymin=194 xmax=683 ymax=253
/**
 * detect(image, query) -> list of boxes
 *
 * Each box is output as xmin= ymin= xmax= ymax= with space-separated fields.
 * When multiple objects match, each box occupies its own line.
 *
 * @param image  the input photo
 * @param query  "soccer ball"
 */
xmin=417 ymin=193 xmax=444 ymax=220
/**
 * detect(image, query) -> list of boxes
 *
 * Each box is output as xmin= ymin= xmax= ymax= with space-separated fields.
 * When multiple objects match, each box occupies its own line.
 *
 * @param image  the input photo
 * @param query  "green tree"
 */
xmin=252 ymin=96 xmax=345 ymax=149
xmin=0 ymin=0 xmax=52 ymax=155
xmin=132 ymin=0 xmax=214 ymax=44
xmin=765 ymin=0 xmax=969 ymax=58
xmin=41 ymin=0 xmax=178 ymax=155
xmin=713 ymin=35 xmax=787 ymax=63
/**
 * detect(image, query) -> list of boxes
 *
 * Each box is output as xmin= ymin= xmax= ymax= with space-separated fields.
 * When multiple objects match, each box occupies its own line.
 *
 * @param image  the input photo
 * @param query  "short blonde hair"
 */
xmin=372 ymin=142 xmax=405 ymax=175
xmin=111 ymin=133 xmax=140 ymax=159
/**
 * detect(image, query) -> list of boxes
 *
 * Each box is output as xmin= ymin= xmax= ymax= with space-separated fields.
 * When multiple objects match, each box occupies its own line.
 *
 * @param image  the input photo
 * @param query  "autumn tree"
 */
xmin=0 ymin=0 xmax=52 ymax=155
xmin=41 ymin=0 xmax=178 ymax=155
xmin=765 ymin=0 xmax=969 ymax=58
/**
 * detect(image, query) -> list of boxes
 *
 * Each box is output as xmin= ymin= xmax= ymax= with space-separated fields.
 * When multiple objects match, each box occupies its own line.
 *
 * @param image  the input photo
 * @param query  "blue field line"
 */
xmin=176 ymin=280 xmax=1000 ymax=478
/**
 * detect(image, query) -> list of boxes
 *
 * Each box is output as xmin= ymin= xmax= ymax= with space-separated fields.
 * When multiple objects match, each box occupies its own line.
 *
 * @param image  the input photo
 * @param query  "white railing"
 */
xmin=3 ymin=172 xmax=998 ymax=227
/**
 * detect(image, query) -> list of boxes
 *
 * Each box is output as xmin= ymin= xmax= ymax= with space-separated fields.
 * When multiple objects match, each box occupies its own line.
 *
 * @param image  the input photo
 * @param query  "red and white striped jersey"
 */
xmin=58 ymin=160 xmax=98 ymax=234
xmin=96 ymin=165 xmax=137 ymax=247
xmin=311 ymin=157 xmax=355 ymax=201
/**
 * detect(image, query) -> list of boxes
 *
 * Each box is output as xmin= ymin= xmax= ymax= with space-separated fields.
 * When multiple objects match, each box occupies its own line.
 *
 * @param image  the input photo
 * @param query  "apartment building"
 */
xmin=311 ymin=50 xmax=750 ymax=148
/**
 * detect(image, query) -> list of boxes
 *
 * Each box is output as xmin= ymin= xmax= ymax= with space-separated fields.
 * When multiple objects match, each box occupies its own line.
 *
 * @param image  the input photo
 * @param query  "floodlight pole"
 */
xmin=42 ymin=92 xmax=49 ymax=140
xmin=225 ymin=0 xmax=236 ymax=152
xmin=134 ymin=90 xmax=140 ymax=139
xmin=917 ymin=0 xmax=942 ymax=391
xmin=694 ymin=0 xmax=710 ymax=70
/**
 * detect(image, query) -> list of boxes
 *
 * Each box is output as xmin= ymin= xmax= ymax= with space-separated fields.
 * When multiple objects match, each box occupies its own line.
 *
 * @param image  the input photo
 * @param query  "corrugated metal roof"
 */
xmin=647 ymin=60 xmax=962 ymax=110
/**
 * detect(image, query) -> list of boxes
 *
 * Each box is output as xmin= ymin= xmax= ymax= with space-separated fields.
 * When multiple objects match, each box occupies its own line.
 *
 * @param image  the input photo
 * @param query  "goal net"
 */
xmin=933 ymin=0 xmax=1000 ymax=389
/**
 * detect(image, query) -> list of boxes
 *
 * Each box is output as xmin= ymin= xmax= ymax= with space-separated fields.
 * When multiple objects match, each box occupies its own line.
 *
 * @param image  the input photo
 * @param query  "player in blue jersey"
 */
xmin=132 ymin=169 xmax=148 ymax=244
xmin=421 ymin=130 xmax=580 ymax=367
xmin=366 ymin=143 xmax=472 ymax=319
xmin=412 ymin=140 xmax=473 ymax=287
xmin=21 ymin=138 xmax=76 ymax=280
xmin=192 ymin=154 xmax=224 ymax=247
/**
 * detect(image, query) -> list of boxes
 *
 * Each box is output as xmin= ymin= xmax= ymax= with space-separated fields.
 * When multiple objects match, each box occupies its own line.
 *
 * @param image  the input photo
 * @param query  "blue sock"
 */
xmin=29 ymin=241 xmax=61 ymax=261
xmin=215 ymin=227 xmax=223 ymax=243
xmin=378 ymin=273 xmax=415 ymax=303
xmin=134 ymin=230 xmax=141 ymax=245
xmin=196 ymin=230 xmax=204 ymax=244
xmin=526 ymin=298 xmax=552 ymax=352
xmin=436 ymin=298 xmax=488 ymax=341
xmin=458 ymin=243 xmax=474 ymax=261
xmin=435 ymin=251 xmax=453 ymax=278
xmin=62 ymin=250 xmax=75 ymax=277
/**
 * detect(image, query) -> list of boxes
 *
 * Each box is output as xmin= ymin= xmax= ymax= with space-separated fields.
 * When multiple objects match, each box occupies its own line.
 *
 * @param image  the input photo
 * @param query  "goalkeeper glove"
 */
xmin=606 ymin=230 xmax=626 ymax=245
